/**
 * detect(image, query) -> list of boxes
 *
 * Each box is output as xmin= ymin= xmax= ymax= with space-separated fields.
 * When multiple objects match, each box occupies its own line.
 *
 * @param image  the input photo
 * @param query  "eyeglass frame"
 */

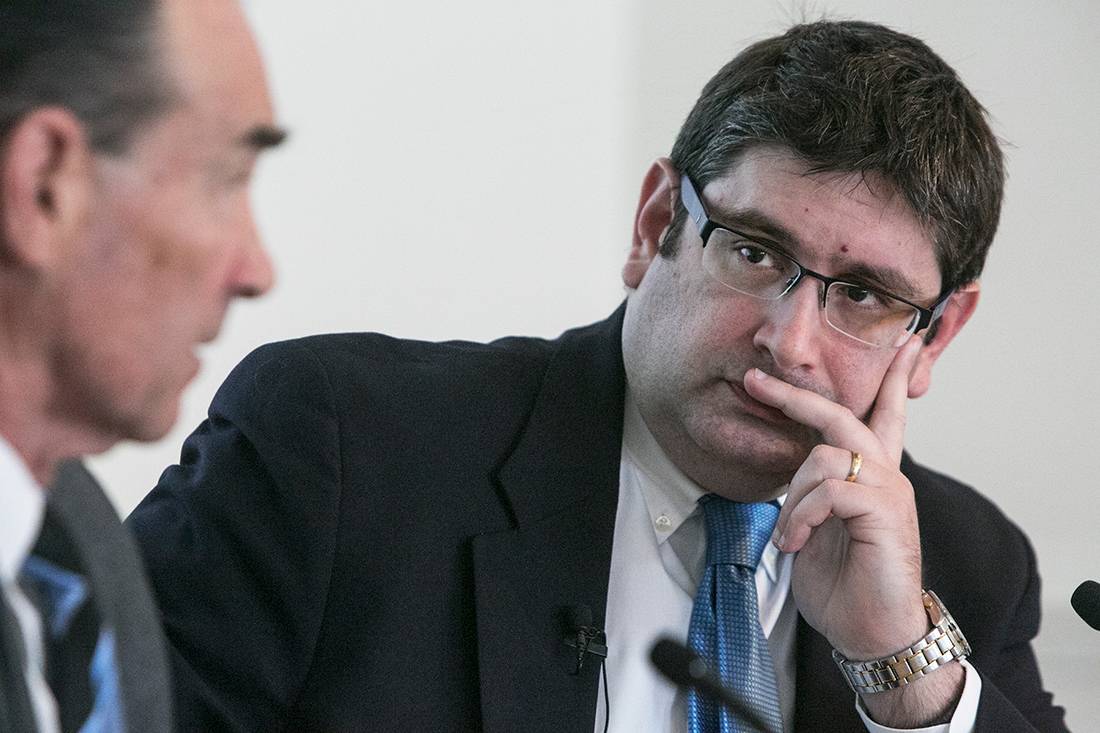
xmin=678 ymin=172 xmax=953 ymax=346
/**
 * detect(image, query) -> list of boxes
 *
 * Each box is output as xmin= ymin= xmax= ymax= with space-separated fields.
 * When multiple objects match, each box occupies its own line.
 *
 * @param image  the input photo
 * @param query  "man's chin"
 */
xmin=99 ymin=390 xmax=184 ymax=445
xmin=130 ymin=399 xmax=182 ymax=442
xmin=694 ymin=413 xmax=816 ymax=481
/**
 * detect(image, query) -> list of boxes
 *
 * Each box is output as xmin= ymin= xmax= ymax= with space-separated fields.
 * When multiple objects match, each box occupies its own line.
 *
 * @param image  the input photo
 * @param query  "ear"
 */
xmin=907 ymin=282 xmax=979 ymax=398
xmin=0 ymin=108 xmax=93 ymax=271
xmin=623 ymin=157 xmax=679 ymax=289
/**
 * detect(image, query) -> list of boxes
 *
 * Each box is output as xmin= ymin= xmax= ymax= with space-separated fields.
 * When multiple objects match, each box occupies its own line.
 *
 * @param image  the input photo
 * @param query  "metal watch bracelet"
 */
xmin=832 ymin=590 xmax=972 ymax=694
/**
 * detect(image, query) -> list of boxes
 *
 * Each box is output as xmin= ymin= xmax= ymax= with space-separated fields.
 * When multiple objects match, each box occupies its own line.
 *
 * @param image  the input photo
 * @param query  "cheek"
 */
xmin=634 ymin=255 xmax=767 ymax=379
xmin=828 ymin=351 xmax=894 ymax=420
xmin=117 ymin=179 xmax=235 ymax=289
xmin=156 ymin=236 xmax=227 ymax=296
xmin=688 ymin=295 xmax=764 ymax=363
xmin=135 ymin=216 xmax=238 ymax=315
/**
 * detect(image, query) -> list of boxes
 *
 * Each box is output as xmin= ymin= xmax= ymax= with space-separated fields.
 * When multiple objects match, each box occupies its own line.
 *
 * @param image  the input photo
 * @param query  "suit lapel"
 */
xmin=472 ymin=307 xmax=626 ymax=733
xmin=47 ymin=461 xmax=173 ymax=733
xmin=0 ymin=592 xmax=37 ymax=733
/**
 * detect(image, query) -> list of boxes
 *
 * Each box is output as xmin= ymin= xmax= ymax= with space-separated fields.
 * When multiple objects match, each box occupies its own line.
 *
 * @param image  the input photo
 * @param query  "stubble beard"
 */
xmin=670 ymin=378 xmax=820 ymax=494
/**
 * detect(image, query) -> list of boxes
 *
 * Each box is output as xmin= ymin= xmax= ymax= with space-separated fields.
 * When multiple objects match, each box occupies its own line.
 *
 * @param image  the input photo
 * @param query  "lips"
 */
xmin=727 ymin=379 xmax=795 ymax=424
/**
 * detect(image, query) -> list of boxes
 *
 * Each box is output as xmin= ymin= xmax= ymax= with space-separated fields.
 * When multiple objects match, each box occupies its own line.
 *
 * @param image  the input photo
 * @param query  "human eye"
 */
xmin=834 ymin=284 xmax=895 ymax=312
xmin=737 ymin=244 xmax=773 ymax=266
xmin=718 ymin=236 xmax=784 ymax=272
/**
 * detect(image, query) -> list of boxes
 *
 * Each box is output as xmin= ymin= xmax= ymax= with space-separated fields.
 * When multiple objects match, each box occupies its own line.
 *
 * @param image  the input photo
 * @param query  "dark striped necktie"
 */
xmin=19 ymin=540 xmax=124 ymax=732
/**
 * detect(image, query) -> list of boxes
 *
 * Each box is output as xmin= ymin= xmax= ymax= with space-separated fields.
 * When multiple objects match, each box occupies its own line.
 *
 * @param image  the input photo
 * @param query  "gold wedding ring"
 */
xmin=845 ymin=451 xmax=863 ymax=482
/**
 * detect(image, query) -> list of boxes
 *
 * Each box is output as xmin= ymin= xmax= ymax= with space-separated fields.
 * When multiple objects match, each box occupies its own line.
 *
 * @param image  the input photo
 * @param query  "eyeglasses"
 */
xmin=679 ymin=173 xmax=952 ymax=349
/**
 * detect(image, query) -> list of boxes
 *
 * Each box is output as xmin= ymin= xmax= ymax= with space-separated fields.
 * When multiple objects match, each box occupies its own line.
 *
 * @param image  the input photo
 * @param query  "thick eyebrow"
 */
xmin=717 ymin=207 xmax=800 ymax=249
xmin=836 ymin=262 xmax=927 ymax=302
xmin=239 ymin=124 xmax=289 ymax=151
xmin=714 ymin=205 xmax=930 ymax=302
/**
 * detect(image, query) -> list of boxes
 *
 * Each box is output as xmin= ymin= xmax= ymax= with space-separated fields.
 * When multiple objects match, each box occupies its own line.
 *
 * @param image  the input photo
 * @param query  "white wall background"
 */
xmin=89 ymin=0 xmax=1100 ymax=727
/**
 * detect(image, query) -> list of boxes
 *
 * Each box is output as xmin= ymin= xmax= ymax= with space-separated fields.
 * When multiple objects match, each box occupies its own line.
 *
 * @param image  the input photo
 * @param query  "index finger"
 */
xmin=742 ymin=369 xmax=880 ymax=457
xmin=867 ymin=334 xmax=923 ymax=461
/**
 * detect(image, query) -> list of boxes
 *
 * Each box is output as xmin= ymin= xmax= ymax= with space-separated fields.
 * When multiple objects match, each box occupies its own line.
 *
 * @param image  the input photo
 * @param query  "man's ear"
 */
xmin=908 ymin=282 xmax=980 ymax=398
xmin=0 ymin=107 xmax=92 ymax=270
xmin=623 ymin=157 xmax=679 ymax=289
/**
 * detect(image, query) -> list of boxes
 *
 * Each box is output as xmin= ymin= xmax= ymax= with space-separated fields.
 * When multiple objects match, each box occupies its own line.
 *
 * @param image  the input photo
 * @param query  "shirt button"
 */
xmin=655 ymin=514 xmax=672 ymax=531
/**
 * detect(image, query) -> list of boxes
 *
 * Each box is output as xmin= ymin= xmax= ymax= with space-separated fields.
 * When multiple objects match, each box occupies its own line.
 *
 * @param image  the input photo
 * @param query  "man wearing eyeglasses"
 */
xmin=128 ymin=19 xmax=1065 ymax=733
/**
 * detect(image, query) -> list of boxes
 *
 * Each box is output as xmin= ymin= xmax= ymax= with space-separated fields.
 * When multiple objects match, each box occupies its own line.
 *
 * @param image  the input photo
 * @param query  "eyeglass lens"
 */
xmin=701 ymin=231 xmax=918 ymax=347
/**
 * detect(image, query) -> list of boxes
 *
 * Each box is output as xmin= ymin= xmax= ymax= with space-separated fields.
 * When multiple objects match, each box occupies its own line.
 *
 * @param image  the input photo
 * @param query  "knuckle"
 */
xmin=807 ymin=444 xmax=831 ymax=472
xmin=820 ymin=477 xmax=846 ymax=499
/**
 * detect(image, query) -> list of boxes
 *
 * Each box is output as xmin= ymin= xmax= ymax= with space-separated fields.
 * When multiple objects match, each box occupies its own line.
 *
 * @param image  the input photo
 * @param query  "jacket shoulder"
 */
xmin=903 ymin=455 xmax=1037 ymax=628
xmin=905 ymin=455 xmax=1031 ymax=560
xmin=231 ymin=331 xmax=554 ymax=387
xmin=210 ymin=331 xmax=562 ymax=475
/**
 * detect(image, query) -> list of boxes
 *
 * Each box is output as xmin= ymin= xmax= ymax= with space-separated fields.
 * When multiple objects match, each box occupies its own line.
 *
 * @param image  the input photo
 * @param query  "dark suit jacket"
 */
xmin=0 ymin=461 xmax=174 ymax=732
xmin=128 ymin=308 xmax=1066 ymax=732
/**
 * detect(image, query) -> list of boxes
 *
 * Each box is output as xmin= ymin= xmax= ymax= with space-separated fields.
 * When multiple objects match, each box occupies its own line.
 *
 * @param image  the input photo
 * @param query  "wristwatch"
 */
xmin=832 ymin=590 xmax=971 ymax=694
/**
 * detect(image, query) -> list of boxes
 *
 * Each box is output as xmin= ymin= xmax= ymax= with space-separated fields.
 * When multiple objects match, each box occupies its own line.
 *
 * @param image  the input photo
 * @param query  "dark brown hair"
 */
xmin=666 ymin=20 xmax=1004 ymax=295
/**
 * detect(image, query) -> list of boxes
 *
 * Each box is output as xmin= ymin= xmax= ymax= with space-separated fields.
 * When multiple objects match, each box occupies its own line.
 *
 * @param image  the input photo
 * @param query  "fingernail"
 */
xmin=772 ymin=531 xmax=785 ymax=550
xmin=752 ymin=368 xmax=769 ymax=381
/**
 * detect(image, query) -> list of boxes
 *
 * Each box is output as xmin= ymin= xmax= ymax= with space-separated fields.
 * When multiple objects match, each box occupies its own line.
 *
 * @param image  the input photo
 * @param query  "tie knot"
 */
xmin=699 ymin=495 xmax=778 ymax=569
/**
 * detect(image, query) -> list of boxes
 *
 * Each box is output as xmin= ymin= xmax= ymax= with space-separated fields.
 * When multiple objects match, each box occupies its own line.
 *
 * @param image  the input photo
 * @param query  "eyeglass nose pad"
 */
xmin=779 ymin=271 xmax=825 ymax=308
xmin=779 ymin=272 xmax=801 ymax=297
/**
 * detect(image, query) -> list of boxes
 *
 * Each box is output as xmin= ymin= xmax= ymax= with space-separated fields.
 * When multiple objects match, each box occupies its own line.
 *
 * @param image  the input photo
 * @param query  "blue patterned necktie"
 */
xmin=687 ymin=495 xmax=783 ymax=733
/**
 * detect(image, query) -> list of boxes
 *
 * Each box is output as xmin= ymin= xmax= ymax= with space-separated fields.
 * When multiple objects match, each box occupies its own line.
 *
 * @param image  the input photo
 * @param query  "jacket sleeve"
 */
xmin=127 ymin=340 xmax=344 ymax=733
xmin=971 ymin=531 xmax=1067 ymax=733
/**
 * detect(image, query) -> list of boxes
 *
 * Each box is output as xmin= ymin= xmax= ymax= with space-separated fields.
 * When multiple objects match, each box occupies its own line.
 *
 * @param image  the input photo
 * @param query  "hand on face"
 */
xmin=742 ymin=335 xmax=928 ymax=660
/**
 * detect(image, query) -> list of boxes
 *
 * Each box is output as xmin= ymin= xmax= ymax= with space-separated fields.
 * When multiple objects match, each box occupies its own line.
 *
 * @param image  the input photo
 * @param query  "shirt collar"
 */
xmin=0 ymin=433 xmax=46 ymax=583
xmin=622 ymin=388 xmax=786 ymax=583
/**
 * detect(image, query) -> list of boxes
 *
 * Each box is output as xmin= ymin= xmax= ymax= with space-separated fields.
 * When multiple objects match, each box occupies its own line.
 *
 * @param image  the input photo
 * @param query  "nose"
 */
xmin=751 ymin=277 xmax=825 ymax=372
xmin=231 ymin=214 xmax=275 ymax=299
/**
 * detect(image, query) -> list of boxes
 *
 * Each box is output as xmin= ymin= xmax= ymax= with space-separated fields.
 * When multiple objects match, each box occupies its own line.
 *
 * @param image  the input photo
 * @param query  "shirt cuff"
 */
xmin=855 ymin=658 xmax=981 ymax=733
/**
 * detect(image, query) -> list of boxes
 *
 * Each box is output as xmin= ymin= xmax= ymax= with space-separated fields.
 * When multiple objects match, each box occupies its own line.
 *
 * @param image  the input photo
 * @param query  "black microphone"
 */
xmin=562 ymin=605 xmax=607 ymax=675
xmin=650 ymin=637 xmax=775 ymax=733
xmin=1072 ymin=580 xmax=1100 ymax=631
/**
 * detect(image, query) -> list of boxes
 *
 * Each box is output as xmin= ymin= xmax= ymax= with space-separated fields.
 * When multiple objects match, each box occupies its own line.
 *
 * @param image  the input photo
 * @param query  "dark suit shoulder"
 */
xmin=224 ymin=331 xmax=554 ymax=409
xmin=244 ymin=328 xmax=557 ymax=366
xmin=902 ymin=453 xmax=1042 ymax=652
xmin=218 ymin=331 xmax=556 ymax=456
xmin=902 ymin=453 xmax=1030 ymax=562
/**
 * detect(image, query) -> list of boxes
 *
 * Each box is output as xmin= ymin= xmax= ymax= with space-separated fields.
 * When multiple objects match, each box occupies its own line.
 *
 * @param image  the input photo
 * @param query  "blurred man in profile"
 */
xmin=0 ymin=0 xmax=281 ymax=730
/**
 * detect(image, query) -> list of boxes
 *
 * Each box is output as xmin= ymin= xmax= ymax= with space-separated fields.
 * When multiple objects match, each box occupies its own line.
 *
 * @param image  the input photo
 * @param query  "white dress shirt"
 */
xmin=0 ymin=435 xmax=60 ymax=733
xmin=595 ymin=391 xmax=980 ymax=732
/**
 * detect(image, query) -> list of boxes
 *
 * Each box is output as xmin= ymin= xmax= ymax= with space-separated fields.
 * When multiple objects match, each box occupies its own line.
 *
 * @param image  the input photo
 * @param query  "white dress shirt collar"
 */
xmin=621 ymin=389 xmax=784 ymax=584
xmin=0 ymin=434 xmax=45 ymax=584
